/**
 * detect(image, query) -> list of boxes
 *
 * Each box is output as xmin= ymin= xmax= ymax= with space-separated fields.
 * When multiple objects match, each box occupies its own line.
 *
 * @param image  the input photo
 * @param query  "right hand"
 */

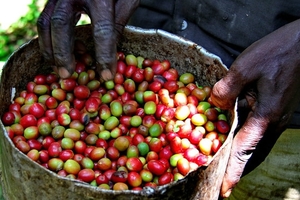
xmin=211 ymin=19 xmax=300 ymax=198
xmin=37 ymin=0 xmax=140 ymax=81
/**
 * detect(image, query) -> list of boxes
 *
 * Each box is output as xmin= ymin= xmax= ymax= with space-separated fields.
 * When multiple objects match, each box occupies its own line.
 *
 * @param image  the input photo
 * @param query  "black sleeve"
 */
xmin=128 ymin=0 xmax=175 ymax=32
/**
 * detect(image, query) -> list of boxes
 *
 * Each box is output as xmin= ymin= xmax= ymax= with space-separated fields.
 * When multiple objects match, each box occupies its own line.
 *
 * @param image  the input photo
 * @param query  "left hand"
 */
xmin=211 ymin=19 xmax=300 ymax=198
xmin=37 ymin=0 xmax=139 ymax=81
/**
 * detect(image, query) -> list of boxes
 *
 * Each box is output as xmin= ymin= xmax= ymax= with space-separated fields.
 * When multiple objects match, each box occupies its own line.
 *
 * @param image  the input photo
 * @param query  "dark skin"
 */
xmin=37 ymin=0 xmax=140 ymax=80
xmin=37 ymin=2 xmax=300 ymax=198
xmin=211 ymin=19 xmax=300 ymax=198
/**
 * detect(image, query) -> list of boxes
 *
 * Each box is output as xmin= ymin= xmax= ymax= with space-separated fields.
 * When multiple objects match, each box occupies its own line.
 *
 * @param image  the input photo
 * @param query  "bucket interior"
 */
xmin=0 ymin=25 xmax=237 ymax=200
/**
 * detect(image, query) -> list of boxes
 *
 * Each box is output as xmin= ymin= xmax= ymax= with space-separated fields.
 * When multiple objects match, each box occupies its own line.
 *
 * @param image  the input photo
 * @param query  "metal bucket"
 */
xmin=0 ymin=25 xmax=237 ymax=200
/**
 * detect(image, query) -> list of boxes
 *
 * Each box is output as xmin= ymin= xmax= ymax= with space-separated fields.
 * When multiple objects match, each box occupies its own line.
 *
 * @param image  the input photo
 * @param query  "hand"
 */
xmin=211 ymin=19 xmax=300 ymax=198
xmin=37 ymin=0 xmax=139 ymax=81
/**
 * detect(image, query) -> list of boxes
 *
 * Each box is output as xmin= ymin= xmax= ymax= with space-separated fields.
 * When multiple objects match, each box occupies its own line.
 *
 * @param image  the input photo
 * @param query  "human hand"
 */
xmin=211 ymin=19 xmax=300 ymax=198
xmin=37 ymin=0 xmax=139 ymax=81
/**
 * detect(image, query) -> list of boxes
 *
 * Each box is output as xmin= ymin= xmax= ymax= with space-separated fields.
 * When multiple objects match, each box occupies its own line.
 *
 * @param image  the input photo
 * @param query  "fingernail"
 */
xmin=223 ymin=190 xmax=232 ymax=198
xmin=101 ymin=69 xmax=113 ymax=81
xmin=58 ymin=68 xmax=71 ymax=79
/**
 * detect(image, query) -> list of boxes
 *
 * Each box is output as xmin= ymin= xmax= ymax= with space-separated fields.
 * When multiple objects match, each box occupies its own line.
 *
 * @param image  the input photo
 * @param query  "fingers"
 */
xmin=38 ymin=0 xmax=82 ymax=78
xmin=221 ymin=111 xmax=268 ymax=198
xmin=211 ymin=70 xmax=247 ymax=110
xmin=115 ymin=0 xmax=140 ymax=40
xmin=86 ymin=0 xmax=140 ymax=81
xmin=38 ymin=0 xmax=139 ymax=81
xmin=50 ymin=0 xmax=81 ymax=78
xmin=37 ymin=0 xmax=58 ymax=64
xmin=86 ymin=0 xmax=116 ymax=81
xmin=212 ymin=68 xmax=269 ymax=198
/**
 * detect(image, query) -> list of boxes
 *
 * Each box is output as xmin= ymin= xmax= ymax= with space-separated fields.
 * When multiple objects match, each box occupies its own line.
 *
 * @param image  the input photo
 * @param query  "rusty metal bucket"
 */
xmin=0 ymin=25 xmax=237 ymax=200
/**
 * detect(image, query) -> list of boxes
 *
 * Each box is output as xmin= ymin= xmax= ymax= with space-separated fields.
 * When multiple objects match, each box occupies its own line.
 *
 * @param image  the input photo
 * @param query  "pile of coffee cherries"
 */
xmin=1 ymin=44 xmax=230 ymax=191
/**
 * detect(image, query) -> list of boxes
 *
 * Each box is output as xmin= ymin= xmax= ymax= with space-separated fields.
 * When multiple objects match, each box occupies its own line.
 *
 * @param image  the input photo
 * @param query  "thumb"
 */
xmin=211 ymin=71 xmax=246 ymax=110
xmin=220 ymin=111 xmax=268 ymax=198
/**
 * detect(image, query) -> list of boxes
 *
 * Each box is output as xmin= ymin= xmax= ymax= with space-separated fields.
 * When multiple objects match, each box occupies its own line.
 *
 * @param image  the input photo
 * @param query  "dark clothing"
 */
xmin=129 ymin=0 xmax=300 ymax=67
xmin=128 ymin=0 xmax=300 ymax=127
